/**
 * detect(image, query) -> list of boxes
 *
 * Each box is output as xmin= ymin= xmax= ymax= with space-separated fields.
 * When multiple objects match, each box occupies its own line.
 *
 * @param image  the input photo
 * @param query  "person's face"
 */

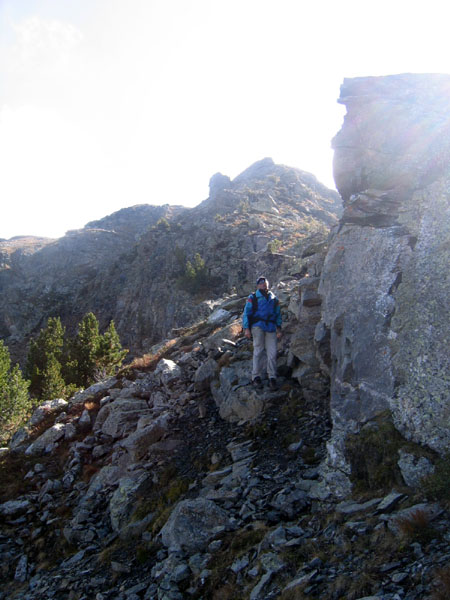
xmin=257 ymin=279 xmax=268 ymax=292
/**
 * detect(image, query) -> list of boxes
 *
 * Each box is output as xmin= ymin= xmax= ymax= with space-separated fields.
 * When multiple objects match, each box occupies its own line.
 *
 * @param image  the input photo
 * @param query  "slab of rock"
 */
xmin=78 ymin=409 xmax=92 ymax=431
xmin=0 ymin=499 xmax=31 ymax=518
xmin=207 ymin=309 xmax=231 ymax=324
xmin=397 ymin=449 xmax=435 ymax=488
xmin=203 ymin=321 xmax=242 ymax=351
xmin=14 ymin=554 xmax=28 ymax=582
xmin=29 ymin=398 xmax=68 ymax=426
xmin=160 ymin=498 xmax=231 ymax=552
xmin=336 ymin=497 xmax=382 ymax=515
xmin=70 ymin=378 xmax=117 ymax=405
xmin=9 ymin=428 xmax=31 ymax=452
xmin=375 ymin=491 xmax=407 ymax=514
xmin=25 ymin=423 xmax=66 ymax=456
xmin=120 ymin=415 xmax=169 ymax=461
xmin=211 ymin=361 xmax=268 ymax=423
xmin=385 ymin=502 xmax=442 ymax=533
xmin=109 ymin=472 xmax=150 ymax=532
xmin=155 ymin=359 xmax=182 ymax=386
xmin=194 ymin=358 xmax=219 ymax=390
xmin=94 ymin=398 xmax=151 ymax=438
xmin=88 ymin=465 xmax=120 ymax=494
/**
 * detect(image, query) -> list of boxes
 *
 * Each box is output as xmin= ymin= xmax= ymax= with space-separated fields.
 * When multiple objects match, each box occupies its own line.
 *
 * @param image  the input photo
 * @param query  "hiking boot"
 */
xmin=269 ymin=378 xmax=277 ymax=390
xmin=253 ymin=376 xmax=263 ymax=389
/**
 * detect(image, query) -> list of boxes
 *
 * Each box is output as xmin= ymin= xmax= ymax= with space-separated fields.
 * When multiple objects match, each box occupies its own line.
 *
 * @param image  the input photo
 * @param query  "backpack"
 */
xmin=248 ymin=292 xmax=279 ymax=327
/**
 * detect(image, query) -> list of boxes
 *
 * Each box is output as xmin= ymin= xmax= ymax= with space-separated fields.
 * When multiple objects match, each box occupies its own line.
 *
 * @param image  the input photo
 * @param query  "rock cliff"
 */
xmin=319 ymin=73 xmax=450 ymax=496
xmin=0 ymin=158 xmax=340 ymax=364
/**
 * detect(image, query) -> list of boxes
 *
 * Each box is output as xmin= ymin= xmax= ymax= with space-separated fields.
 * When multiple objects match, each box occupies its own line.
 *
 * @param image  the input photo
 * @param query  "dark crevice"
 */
xmin=388 ymin=272 xmax=403 ymax=296
xmin=408 ymin=235 xmax=418 ymax=250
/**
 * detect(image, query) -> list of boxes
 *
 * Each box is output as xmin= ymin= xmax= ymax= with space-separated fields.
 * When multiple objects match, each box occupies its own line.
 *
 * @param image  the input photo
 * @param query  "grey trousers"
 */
xmin=252 ymin=326 xmax=277 ymax=379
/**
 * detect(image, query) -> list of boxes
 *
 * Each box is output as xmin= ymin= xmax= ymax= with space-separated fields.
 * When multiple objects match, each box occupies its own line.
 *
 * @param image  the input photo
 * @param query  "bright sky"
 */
xmin=1 ymin=0 xmax=449 ymax=239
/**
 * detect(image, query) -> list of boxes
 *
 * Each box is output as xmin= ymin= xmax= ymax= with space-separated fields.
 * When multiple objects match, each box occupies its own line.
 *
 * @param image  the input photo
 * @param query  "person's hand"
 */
xmin=276 ymin=329 xmax=282 ymax=340
xmin=244 ymin=328 xmax=251 ymax=339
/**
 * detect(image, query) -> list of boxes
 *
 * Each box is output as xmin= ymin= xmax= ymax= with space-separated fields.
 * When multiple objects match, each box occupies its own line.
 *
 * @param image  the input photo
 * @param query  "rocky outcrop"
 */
xmin=0 ymin=159 xmax=340 ymax=364
xmin=318 ymin=74 xmax=450 ymax=496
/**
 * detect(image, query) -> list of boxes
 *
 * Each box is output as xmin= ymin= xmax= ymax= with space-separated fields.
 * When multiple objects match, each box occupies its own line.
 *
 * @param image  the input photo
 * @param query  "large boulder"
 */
xmin=29 ymin=398 xmax=68 ymax=426
xmin=70 ymin=379 xmax=117 ymax=405
xmin=160 ymin=498 xmax=231 ymax=552
xmin=120 ymin=414 xmax=170 ymax=461
xmin=25 ymin=424 xmax=66 ymax=456
xmin=0 ymin=499 xmax=31 ymax=518
xmin=155 ymin=359 xmax=183 ymax=386
xmin=210 ymin=361 xmax=267 ymax=423
xmin=109 ymin=472 xmax=150 ymax=532
xmin=94 ymin=398 xmax=151 ymax=438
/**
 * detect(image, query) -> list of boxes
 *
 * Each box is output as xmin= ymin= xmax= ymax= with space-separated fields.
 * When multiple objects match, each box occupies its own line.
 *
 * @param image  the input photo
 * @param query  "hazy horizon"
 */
xmin=1 ymin=0 xmax=449 ymax=239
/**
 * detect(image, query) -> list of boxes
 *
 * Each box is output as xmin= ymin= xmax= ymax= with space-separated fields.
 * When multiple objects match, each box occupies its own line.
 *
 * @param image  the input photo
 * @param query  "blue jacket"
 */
xmin=242 ymin=290 xmax=282 ymax=332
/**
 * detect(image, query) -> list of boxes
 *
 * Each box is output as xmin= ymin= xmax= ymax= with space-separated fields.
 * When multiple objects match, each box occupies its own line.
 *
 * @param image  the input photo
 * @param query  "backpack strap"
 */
xmin=247 ymin=293 xmax=258 ymax=328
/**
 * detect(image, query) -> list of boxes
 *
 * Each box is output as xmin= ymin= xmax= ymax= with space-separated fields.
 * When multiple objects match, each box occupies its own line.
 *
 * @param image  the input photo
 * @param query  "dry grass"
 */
xmin=431 ymin=564 xmax=450 ymax=600
xmin=124 ymin=338 xmax=178 ymax=373
xmin=396 ymin=508 xmax=437 ymax=544
xmin=81 ymin=463 xmax=101 ymax=482
xmin=199 ymin=524 xmax=268 ymax=598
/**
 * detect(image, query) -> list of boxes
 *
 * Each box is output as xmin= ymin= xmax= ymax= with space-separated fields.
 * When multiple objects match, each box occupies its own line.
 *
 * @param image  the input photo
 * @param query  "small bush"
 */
xmin=422 ymin=454 xmax=450 ymax=503
xmin=177 ymin=253 xmax=218 ymax=295
xmin=345 ymin=415 xmax=405 ymax=493
xmin=396 ymin=508 xmax=437 ymax=544
xmin=155 ymin=217 xmax=170 ymax=231
xmin=268 ymin=238 xmax=282 ymax=253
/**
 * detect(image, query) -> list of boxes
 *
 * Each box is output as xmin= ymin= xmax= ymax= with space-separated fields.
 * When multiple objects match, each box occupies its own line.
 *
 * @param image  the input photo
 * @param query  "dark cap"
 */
xmin=256 ymin=276 xmax=268 ymax=285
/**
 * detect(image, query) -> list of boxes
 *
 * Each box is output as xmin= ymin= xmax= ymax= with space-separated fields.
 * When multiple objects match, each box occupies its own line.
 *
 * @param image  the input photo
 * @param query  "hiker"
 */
xmin=242 ymin=276 xmax=282 ymax=390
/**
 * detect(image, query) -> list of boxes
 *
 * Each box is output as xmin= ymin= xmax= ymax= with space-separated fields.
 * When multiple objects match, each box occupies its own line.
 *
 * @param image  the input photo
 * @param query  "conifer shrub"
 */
xmin=0 ymin=340 xmax=31 ymax=445
xmin=25 ymin=316 xmax=65 ymax=399
xmin=25 ymin=313 xmax=128 ymax=401
xmin=177 ymin=253 xmax=219 ymax=294
xmin=267 ymin=238 xmax=282 ymax=253
xmin=155 ymin=217 xmax=170 ymax=230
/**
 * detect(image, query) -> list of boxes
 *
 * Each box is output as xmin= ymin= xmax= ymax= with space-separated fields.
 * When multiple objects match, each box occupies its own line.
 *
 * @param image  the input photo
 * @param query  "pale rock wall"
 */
xmin=318 ymin=74 xmax=450 ymax=495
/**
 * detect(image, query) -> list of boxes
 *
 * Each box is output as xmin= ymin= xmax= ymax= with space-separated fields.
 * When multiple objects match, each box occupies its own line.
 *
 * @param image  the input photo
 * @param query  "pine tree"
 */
xmin=0 ymin=341 xmax=31 ymax=438
xmin=25 ymin=312 xmax=128 ymax=394
xmin=41 ymin=354 xmax=66 ymax=400
xmin=25 ymin=317 xmax=65 ymax=399
xmin=71 ymin=312 xmax=101 ymax=388
xmin=97 ymin=321 xmax=128 ymax=378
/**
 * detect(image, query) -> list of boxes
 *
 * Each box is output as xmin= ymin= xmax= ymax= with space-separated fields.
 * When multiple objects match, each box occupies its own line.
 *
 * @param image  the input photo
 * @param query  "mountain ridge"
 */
xmin=0 ymin=158 xmax=341 ymax=365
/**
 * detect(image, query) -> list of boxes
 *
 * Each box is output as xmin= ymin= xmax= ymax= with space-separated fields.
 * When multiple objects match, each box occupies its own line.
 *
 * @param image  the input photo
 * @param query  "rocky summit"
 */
xmin=1 ymin=74 xmax=450 ymax=600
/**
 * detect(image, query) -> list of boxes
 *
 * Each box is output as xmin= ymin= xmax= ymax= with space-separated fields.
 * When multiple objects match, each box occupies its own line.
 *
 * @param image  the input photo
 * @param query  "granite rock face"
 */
xmin=319 ymin=74 xmax=450 ymax=495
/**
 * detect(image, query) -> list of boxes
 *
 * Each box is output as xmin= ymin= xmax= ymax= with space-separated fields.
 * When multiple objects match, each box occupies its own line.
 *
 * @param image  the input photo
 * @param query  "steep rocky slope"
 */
xmin=1 ymin=266 xmax=449 ymax=600
xmin=0 ymin=159 xmax=340 ymax=363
